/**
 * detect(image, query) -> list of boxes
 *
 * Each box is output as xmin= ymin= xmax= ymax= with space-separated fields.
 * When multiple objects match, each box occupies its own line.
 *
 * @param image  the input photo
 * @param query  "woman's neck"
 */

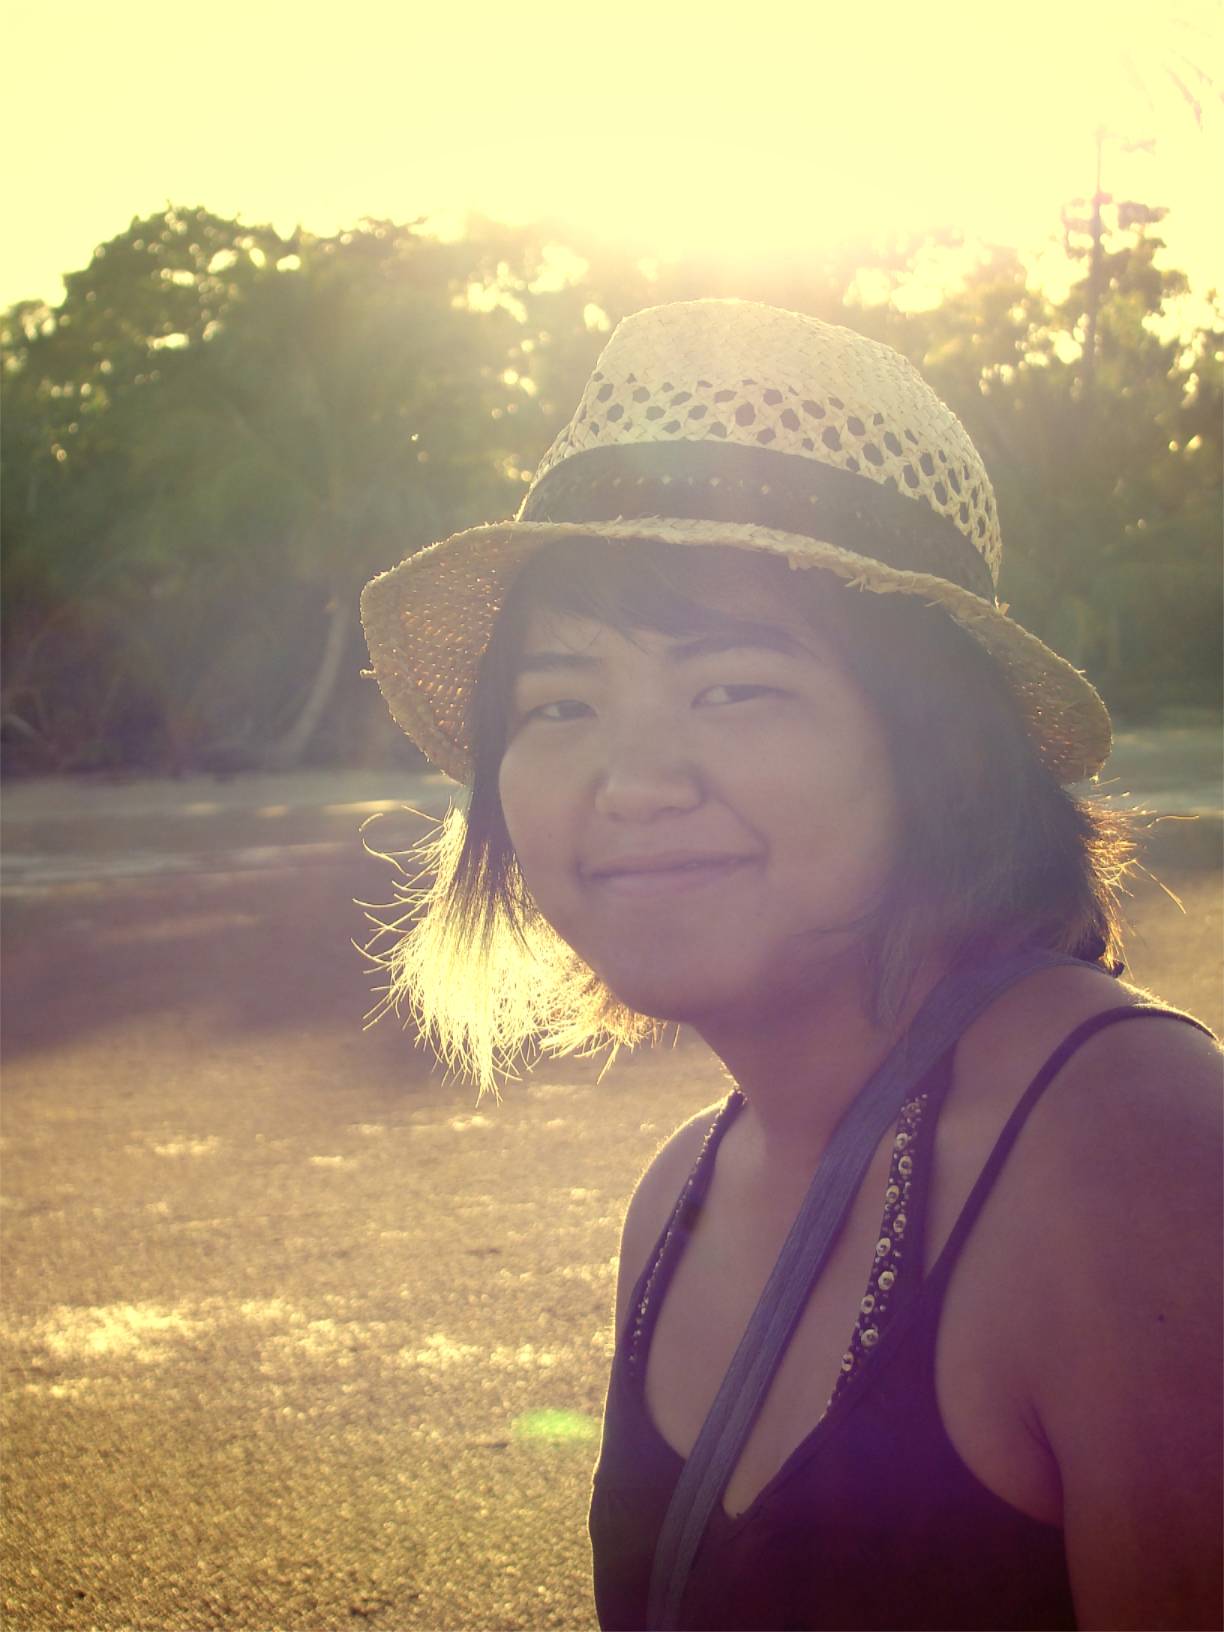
xmin=694 ymin=949 xmax=950 ymax=1181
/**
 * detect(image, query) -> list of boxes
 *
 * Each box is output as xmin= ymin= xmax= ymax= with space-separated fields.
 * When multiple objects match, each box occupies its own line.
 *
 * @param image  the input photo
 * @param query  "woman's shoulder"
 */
xmin=623 ymin=1097 xmax=730 ymax=1250
xmin=950 ymin=960 xmax=1221 ymax=1272
xmin=956 ymin=960 xmax=1219 ymax=1130
xmin=940 ymin=962 xmax=1220 ymax=1292
xmin=612 ymin=1097 xmax=729 ymax=1336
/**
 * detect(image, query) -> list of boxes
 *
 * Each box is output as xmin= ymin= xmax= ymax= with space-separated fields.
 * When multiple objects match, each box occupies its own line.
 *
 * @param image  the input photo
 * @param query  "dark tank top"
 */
xmin=589 ymin=1004 xmax=1214 ymax=1631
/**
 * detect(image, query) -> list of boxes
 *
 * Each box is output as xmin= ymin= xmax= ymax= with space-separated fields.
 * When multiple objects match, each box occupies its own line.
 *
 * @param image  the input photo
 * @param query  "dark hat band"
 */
xmin=519 ymin=442 xmax=995 ymax=602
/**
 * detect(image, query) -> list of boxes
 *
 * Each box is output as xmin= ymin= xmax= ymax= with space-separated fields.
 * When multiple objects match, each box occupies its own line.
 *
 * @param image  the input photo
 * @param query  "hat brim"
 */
xmin=361 ymin=516 xmax=1111 ymax=786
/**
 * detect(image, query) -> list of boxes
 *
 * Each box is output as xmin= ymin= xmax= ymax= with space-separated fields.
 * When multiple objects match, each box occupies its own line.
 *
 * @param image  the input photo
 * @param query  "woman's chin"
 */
xmin=597 ymin=943 xmax=860 ymax=1032
xmin=598 ymin=961 xmax=778 ymax=1030
xmin=598 ymin=968 xmax=727 ymax=1026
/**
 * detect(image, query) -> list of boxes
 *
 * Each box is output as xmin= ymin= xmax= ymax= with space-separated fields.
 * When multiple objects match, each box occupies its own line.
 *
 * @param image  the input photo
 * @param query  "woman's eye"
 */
xmin=697 ymin=683 xmax=784 ymax=707
xmin=524 ymin=698 xmax=593 ymax=723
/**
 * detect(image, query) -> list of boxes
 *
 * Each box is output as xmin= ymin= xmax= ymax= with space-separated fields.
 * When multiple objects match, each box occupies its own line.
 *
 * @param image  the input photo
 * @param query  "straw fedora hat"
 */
xmin=361 ymin=299 xmax=1111 ymax=784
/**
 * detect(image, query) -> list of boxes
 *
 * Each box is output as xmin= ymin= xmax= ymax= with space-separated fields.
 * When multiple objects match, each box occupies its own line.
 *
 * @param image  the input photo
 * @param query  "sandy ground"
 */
xmin=1 ymin=748 xmax=1220 ymax=1632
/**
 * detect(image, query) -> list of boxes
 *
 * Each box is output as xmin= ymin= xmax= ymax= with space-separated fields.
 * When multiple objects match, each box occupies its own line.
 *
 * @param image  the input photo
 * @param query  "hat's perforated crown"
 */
xmin=531 ymin=299 xmax=1001 ymax=583
xmin=361 ymin=298 xmax=1111 ymax=785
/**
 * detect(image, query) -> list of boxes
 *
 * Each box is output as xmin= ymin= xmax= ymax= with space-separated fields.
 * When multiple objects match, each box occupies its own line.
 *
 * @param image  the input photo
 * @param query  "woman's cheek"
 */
xmin=499 ymin=746 xmax=568 ymax=883
xmin=497 ymin=750 xmax=532 ymax=859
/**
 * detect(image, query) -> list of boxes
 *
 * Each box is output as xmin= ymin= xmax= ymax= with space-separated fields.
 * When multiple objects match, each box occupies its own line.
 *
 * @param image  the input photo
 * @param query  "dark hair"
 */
xmin=374 ymin=539 xmax=1131 ymax=1089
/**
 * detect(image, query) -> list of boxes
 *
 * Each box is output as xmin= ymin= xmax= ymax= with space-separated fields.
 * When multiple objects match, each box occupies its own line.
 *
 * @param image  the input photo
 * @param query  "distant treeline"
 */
xmin=2 ymin=204 xmax=1220 ymax=776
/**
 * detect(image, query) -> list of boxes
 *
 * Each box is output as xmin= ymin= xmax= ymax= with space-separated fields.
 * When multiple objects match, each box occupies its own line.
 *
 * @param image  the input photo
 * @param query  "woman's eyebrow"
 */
xmin=513 ymin=622 xmax=811 ymax=678
xmin=668 ymin=625 xmax=811 ymax=662
xmin=513 ymin=649 xmax=601 ymax=677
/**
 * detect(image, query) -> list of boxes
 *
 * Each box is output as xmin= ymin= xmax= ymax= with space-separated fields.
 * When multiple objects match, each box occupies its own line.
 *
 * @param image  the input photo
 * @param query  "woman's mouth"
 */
xmin=583 ymin=853 xmax=756 ymax=896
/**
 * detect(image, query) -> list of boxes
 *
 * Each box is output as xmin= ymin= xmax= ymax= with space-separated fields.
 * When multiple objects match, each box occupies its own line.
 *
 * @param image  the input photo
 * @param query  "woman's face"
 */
xmin=496 ymin=569 xmax=899 ymax=1027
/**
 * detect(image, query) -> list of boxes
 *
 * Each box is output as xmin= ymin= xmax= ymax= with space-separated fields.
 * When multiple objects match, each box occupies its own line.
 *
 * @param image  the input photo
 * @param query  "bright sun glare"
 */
xmin=2 ymin=0 xmax=1219 ymax=312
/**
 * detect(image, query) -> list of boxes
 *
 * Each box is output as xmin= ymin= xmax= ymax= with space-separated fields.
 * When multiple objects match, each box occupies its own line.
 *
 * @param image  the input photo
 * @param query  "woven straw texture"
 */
xmin=534 ymin=300 xmax=1001 ymax=579
xmin=361 ymin=301 xmax=1111 ymax=785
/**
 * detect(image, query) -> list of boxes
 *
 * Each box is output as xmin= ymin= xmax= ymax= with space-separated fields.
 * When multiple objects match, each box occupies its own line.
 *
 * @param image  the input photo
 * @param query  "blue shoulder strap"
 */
xmin=646 ymin=945 xmax=1082 ymax=1630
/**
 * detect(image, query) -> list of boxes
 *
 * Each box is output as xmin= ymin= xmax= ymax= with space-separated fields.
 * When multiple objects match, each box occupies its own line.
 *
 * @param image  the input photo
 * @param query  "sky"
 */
xmin=4 ymin=0 xmax=1221 ymax=317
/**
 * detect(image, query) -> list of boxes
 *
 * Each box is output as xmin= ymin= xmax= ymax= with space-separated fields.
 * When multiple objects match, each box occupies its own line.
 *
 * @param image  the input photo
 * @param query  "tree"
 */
xmin=4 ymin=202 xmax=1218 ymax=774
xmin=1 ymin=208 xmax=293 ymax=768
xmin=2 ymin=209 xmax=597 ymax=770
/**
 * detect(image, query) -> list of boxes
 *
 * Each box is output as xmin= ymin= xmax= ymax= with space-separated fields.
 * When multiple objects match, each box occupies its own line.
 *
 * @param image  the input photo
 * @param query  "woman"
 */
xmin=361 ymin=300 xmax=1221 ymax=1630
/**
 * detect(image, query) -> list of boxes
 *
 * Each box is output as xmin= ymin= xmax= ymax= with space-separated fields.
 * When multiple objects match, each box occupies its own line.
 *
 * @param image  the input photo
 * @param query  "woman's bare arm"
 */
xmin=1020 ymin=1017 xmax=1222 ymax=1631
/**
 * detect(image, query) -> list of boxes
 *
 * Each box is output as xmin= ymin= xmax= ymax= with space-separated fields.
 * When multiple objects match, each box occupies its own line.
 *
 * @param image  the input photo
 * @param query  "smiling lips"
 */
xmin=582 ymin=851 xmax=757 ymax=895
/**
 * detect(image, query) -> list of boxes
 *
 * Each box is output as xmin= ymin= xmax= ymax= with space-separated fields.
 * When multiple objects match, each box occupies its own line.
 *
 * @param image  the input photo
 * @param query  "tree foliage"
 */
xmin=2 ymin=203 xmax=1219 ymax=774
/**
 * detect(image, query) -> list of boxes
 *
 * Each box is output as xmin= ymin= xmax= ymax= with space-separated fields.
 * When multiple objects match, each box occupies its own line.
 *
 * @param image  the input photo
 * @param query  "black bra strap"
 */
xmin=924 ymin=1003 xmax=1217 ymax=1298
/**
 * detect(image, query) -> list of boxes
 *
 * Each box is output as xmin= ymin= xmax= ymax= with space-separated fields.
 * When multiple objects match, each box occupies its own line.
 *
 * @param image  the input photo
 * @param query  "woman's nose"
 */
xmin=592 ymin=724 xmax=703 ymax=822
